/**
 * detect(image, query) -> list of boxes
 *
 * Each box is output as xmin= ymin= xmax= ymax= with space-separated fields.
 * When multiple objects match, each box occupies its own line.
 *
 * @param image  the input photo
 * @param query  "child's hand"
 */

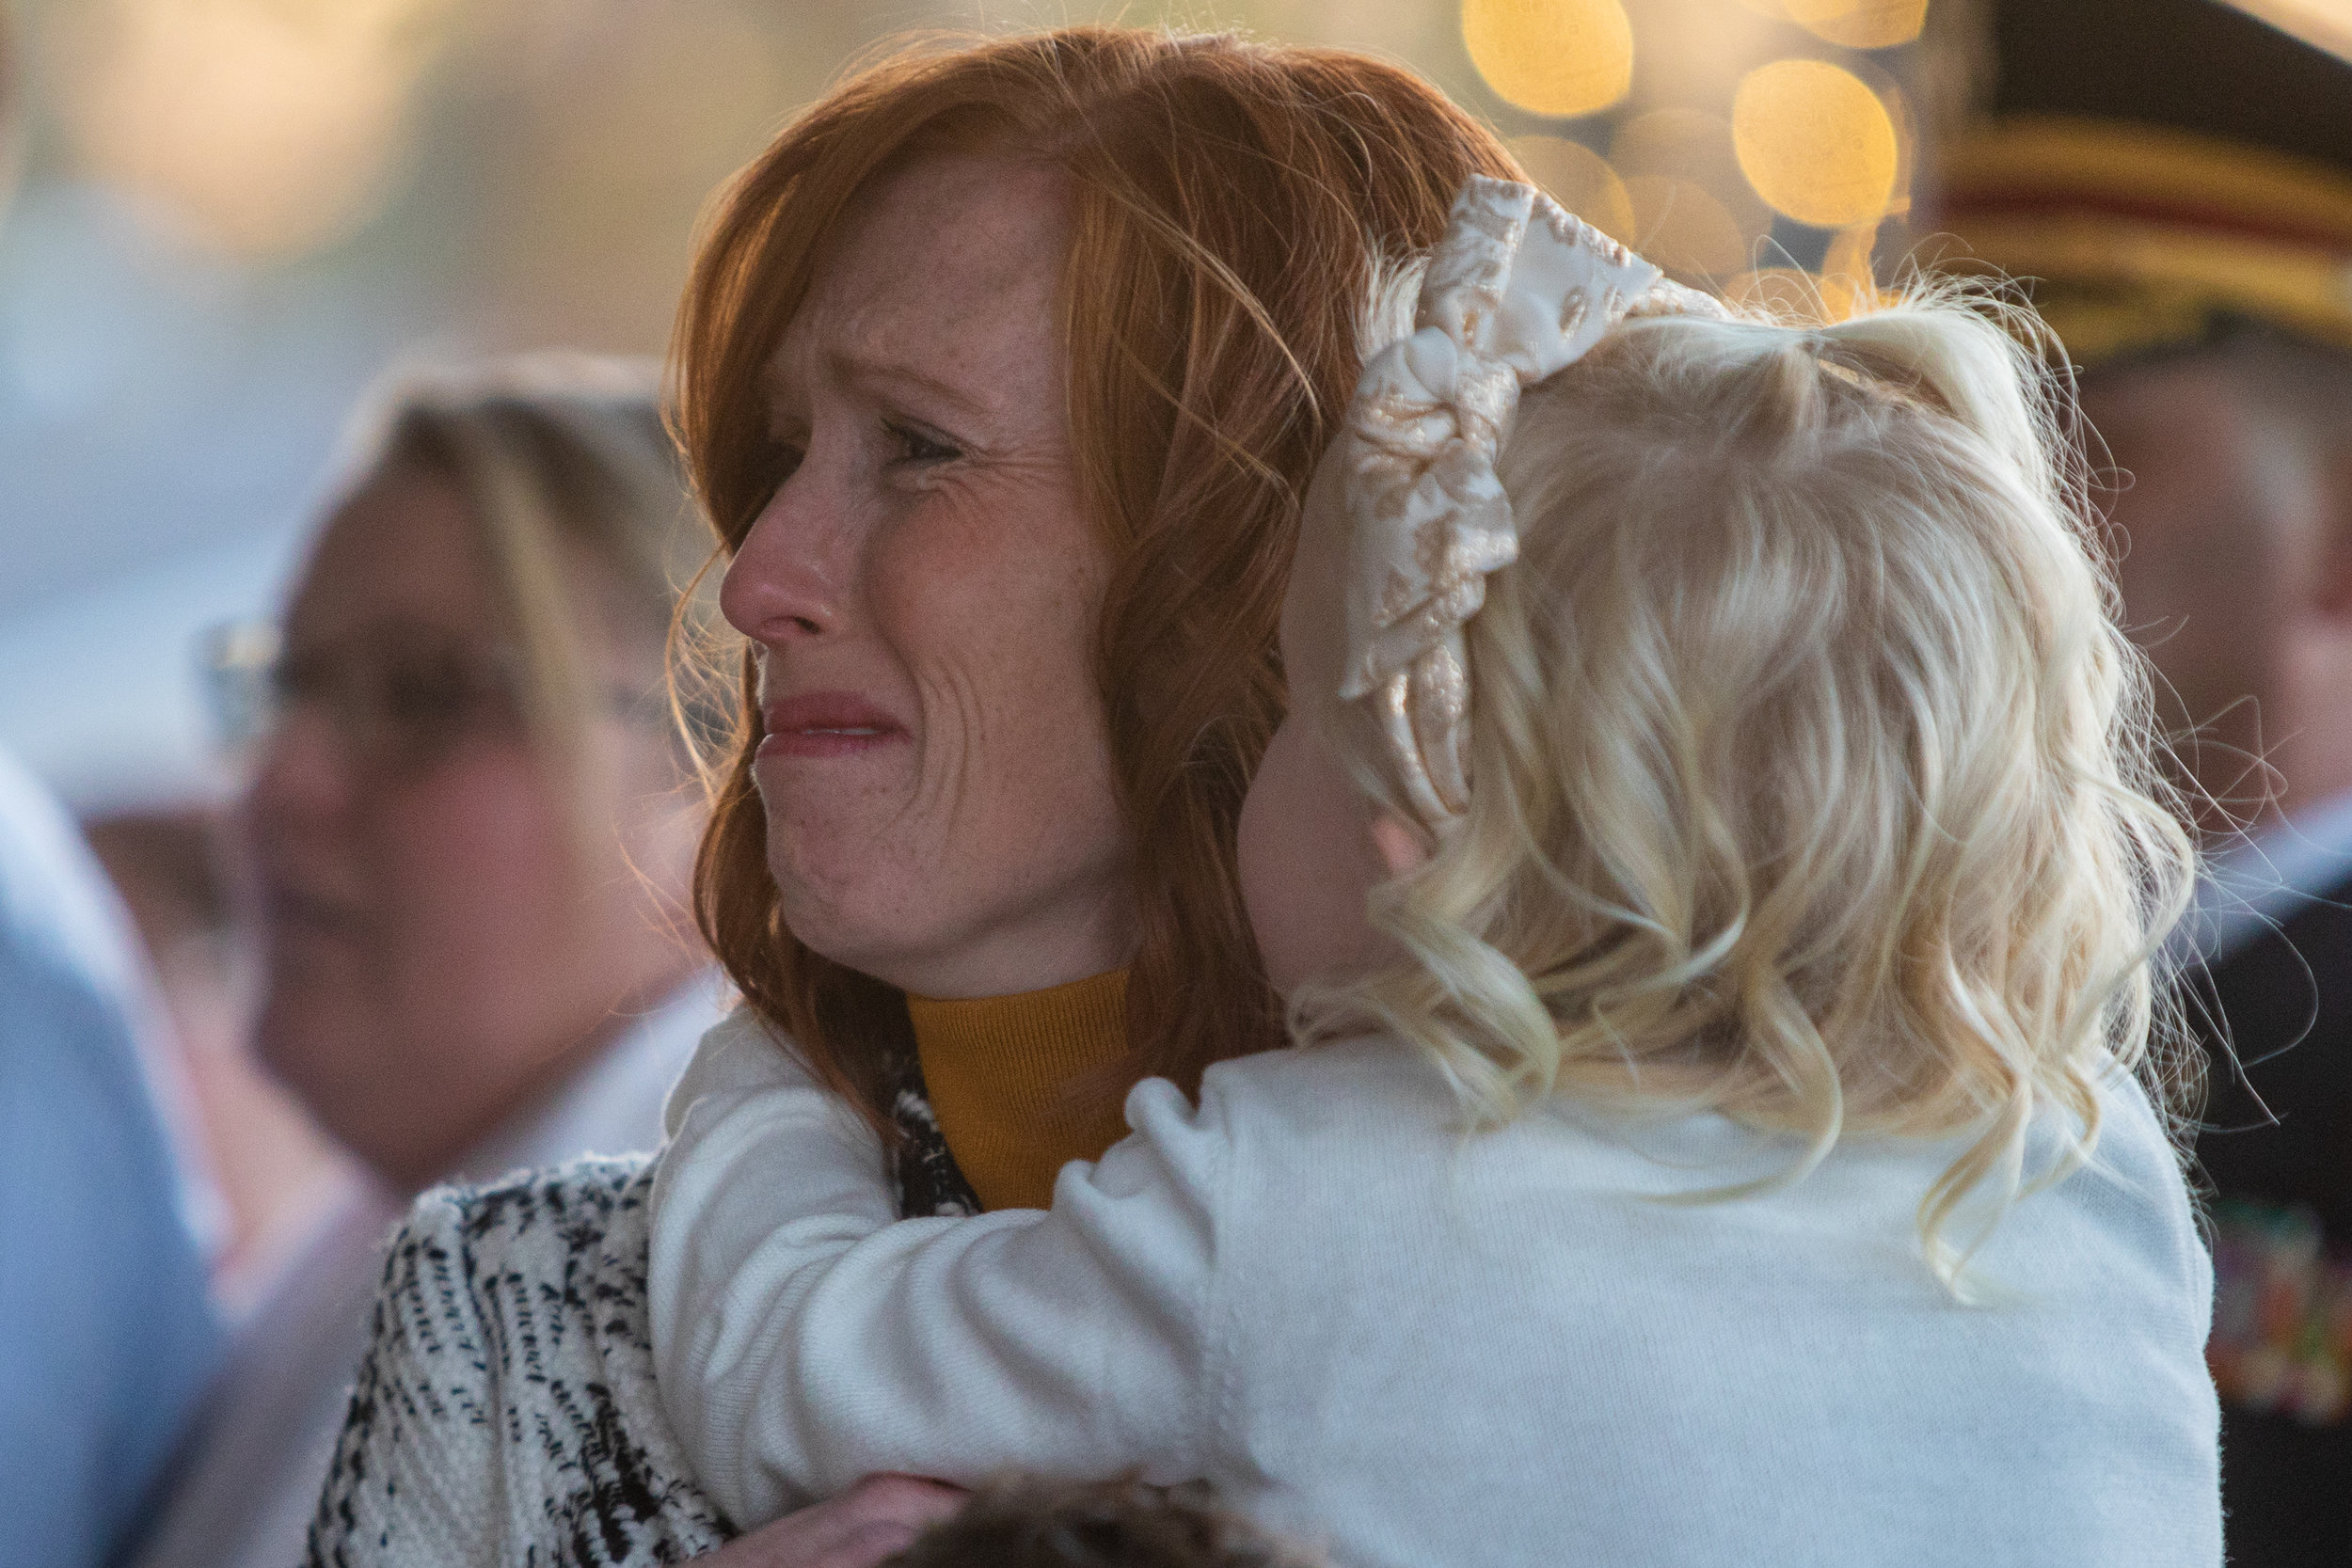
xmin=697 ymin=1474 xmax=970 ymax=1568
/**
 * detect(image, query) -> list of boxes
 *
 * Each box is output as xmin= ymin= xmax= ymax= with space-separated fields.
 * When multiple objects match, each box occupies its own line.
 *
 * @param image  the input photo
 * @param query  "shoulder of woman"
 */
xmin=351 ymin=1155 xmax=661 ymax=1439
xmin=407 ymin=1149 xmax=659 ymax=1254
xmin=377 ymin=1153 xmax=689 ymax=1386
xmin=313 ymin=1153 xmax=731 ymax=1565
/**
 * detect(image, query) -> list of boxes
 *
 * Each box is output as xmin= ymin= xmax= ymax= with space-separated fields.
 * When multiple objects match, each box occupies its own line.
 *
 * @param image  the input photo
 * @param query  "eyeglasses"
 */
xmin=203 ymin=618 xmax=529 ymax=777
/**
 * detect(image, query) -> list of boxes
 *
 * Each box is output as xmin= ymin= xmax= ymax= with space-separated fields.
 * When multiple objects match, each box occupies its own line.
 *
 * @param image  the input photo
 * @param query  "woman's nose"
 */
xmin=721 ymin=475 xmax=851 ymax=644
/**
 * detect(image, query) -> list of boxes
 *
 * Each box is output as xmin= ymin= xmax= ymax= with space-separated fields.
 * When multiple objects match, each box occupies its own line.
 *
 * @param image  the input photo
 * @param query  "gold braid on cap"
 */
xmin=1338 ymin=176 xmax=1726 ymax=829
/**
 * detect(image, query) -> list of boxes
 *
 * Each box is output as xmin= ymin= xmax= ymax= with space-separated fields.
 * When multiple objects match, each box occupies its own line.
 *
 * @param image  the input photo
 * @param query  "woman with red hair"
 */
xmin=307 ymin=27 xmax=1517 ymax=1566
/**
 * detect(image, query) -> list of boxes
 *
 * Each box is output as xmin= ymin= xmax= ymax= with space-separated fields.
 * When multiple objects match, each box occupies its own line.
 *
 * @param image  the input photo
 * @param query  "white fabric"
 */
xmin=2184 ymin=786 xmax=2352 ymax=964
xmin=128 ymin=973 xmax=728 ymax=1568
xmin=649 ymin=1010 xmax=2221 ymax=1568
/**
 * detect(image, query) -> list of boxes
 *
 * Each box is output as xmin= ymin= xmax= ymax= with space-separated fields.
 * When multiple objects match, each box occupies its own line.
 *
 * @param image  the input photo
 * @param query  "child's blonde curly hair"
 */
xmin=1297 ymin=280 xmax=2199 ymax=1289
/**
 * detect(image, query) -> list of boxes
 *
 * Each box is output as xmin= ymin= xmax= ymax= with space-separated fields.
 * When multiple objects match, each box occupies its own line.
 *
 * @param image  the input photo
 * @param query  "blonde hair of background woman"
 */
xmin=1298 ymin=280 xmax=2201 ymax=1291
xmin=339 ymin=353 xmax=723 ymax=847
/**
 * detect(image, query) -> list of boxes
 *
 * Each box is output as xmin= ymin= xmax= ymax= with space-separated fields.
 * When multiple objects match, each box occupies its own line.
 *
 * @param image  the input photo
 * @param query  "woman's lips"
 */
xmin=756 ymin=691 xmax=910 ymax=760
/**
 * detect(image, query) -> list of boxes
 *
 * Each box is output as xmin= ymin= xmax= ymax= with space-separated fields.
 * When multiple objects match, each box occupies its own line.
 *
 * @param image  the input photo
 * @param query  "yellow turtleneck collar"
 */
xmin=906 ymin=967 xmax=1133 ymax=1212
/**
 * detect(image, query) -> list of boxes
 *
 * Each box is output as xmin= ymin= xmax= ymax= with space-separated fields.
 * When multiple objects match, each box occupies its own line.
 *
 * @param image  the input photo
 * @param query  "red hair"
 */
xmin=676 ymin=26 xmax=1518 ymax=1129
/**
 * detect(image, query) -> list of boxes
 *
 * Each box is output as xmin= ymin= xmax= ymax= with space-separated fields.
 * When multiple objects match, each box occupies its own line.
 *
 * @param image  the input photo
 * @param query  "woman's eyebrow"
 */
xmin=825 ymin=348 xmax=991 ymax=422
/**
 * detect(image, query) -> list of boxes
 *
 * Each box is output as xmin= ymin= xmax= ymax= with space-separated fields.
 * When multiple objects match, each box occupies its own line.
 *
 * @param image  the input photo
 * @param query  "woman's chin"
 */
xmin=764 ymin=855 xmax=913 ymax=974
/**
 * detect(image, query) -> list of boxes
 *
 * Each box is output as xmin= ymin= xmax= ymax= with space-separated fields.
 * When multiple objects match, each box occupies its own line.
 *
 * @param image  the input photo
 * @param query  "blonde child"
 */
xmin=648 ymin=179 xmax=2220 ymax=1568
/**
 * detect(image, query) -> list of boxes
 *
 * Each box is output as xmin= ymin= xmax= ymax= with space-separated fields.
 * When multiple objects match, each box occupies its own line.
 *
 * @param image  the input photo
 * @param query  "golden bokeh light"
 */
xmin=1509 ymin=135 xmax=1635 ymax=242
xmin=1732 ymin=58 xmax=1899 ymax=230
xmin=1624 ymin=175 xmax=1750 ymax=278
xmin=1785 ymin=0 xmax=1929 ymax=50
xmin=60 ymin=0 xmax=451 ymax=259
xmin=1461 ymin=0 xmax=1634 ymax=119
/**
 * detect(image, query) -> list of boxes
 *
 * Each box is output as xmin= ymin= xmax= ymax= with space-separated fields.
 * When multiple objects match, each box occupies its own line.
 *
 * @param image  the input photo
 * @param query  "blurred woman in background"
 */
xmin=130 ymin=354 xmax=727 ymax=1568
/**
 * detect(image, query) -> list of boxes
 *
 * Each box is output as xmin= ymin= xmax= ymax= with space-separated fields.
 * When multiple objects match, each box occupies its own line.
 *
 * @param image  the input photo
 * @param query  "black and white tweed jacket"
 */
xmin=305 ymin=1053 xmax=980 ymax=1567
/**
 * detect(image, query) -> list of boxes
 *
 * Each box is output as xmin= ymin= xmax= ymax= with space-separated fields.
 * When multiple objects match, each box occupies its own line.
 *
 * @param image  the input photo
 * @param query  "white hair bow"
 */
xmin=1338 ymin=176 xmax=1724 ymax=829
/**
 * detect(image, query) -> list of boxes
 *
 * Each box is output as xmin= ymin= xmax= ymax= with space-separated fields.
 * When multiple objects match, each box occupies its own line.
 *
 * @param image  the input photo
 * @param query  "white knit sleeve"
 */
xmin=647 ymin=1022 xmax=1223 ymax=1532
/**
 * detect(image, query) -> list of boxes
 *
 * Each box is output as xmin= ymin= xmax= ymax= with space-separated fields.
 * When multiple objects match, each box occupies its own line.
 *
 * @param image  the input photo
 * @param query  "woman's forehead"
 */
xmin=769 ymin=155 xmax=1072 ymax=387
xmin=291 ymin=467 xmax=643 ymax=654
xmin=292 ymin=468 xmax=491 ymax=633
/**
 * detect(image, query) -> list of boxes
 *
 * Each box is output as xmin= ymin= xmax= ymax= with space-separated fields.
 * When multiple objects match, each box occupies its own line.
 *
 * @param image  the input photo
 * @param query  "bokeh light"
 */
xmin=1461 ymin=0 xmax=1635 ymax=118
xmin=1509 ymin=135 xmax=1636 ymax=242
xmin=56 ymin=0 xmax=452 ymax=260
xmin=1785 ymin=0 xmax=1928 ymax=50
xmin=1861 ymin=64 xmax=1921 ymax=221
xmin=1731 ymin=57 xmax=1899 ymax=229
xmin=1624 ymin=177 xmax=1750 ymax=277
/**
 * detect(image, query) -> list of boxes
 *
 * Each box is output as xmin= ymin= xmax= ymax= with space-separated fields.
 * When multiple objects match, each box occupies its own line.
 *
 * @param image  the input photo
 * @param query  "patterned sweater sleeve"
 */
xmin=308 ymin=1159 xmax=732 ymax=1568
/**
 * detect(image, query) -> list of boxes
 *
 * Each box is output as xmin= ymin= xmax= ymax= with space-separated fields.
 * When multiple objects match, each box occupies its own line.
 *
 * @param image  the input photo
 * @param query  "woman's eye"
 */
xmin=884 ymin=421 xmax=961 ymax=466
xmin=382 ymin=665 xmax=474 ymax=729
xmin=272 ymin=652 xmax=331 ymax=705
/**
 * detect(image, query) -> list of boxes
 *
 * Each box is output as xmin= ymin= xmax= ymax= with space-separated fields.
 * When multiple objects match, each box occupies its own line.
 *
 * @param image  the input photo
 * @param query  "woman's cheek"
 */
xmin=374 ymin=754 xmax=577 ymax=1028
xmin=876 ymin=507 xmax=1105 ymax=787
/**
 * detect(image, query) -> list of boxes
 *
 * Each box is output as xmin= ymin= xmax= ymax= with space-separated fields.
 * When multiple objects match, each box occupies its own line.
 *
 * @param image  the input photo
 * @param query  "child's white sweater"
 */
xmin=648 ymin=1012 xmax=2219 ymax=1568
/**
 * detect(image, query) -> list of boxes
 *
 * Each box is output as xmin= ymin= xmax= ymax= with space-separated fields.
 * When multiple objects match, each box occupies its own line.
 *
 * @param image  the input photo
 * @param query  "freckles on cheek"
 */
xmin=872 ymin=495 xmax=1112 ymax=836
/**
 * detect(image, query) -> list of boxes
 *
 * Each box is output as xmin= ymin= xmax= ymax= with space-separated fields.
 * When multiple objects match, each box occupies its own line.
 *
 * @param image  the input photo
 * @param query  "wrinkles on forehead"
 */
xmin=765 ymin=155 xmax=1074 ymax=433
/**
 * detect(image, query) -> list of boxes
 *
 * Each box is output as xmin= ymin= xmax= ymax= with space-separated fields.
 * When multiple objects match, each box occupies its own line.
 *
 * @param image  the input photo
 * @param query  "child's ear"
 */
xmin=1368 ymin=812 xmax=1432 ymax=879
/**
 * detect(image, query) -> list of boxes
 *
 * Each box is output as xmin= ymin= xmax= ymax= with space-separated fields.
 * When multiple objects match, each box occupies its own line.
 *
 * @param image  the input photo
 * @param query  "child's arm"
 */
xmin=648 ymin=1014 xmax=1223 ymax=1532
